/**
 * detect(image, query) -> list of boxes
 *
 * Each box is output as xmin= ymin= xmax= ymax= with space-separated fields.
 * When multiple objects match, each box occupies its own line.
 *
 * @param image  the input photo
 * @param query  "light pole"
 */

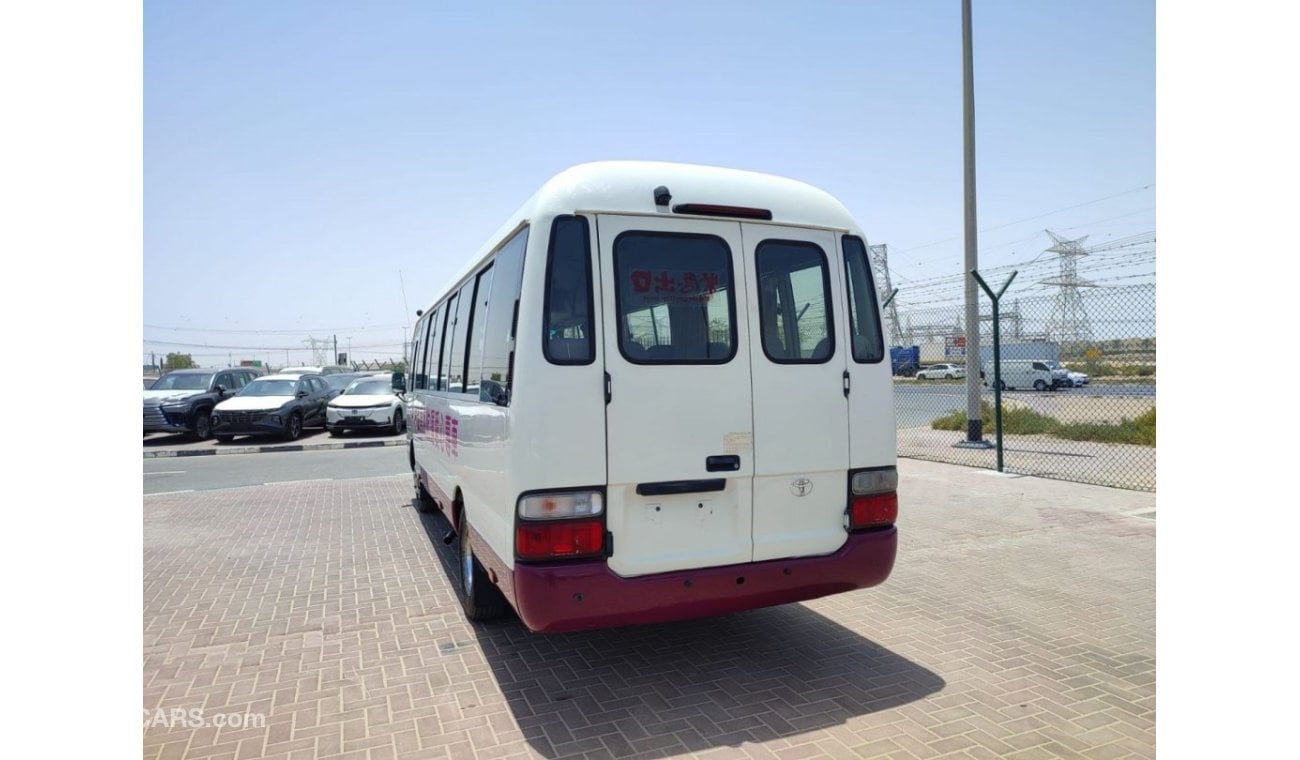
xmin=958 ymin=0 xmax=991 ymax=449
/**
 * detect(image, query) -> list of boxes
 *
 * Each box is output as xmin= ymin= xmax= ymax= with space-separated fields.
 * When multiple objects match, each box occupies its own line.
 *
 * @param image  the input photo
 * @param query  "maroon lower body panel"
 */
xmin=509 ymin=529 xmax=897 ymax=634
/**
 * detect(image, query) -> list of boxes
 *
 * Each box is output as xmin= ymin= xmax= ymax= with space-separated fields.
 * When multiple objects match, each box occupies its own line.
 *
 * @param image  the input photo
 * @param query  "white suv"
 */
xmin=915 ymin=363 xmax=966 ymax=380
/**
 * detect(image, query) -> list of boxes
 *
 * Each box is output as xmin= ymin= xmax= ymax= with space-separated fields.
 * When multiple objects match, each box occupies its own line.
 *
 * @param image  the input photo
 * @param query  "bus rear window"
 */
xmin=614 ymin=231 xmax=736 ymax=364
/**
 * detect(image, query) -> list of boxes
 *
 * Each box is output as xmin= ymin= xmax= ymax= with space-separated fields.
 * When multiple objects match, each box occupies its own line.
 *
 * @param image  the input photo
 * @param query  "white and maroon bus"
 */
xmin=397 ymin=161 xmax=897 ymax=633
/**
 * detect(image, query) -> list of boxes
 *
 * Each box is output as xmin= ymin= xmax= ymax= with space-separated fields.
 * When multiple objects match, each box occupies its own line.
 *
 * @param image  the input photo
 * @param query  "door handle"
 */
xmin=706 ymin=455 xmax=740 ymax=472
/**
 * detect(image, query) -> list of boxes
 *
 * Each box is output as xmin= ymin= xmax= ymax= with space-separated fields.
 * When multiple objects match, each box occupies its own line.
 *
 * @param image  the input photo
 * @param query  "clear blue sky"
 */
xmin=144 ymin=0 xmax=1154 ymax=366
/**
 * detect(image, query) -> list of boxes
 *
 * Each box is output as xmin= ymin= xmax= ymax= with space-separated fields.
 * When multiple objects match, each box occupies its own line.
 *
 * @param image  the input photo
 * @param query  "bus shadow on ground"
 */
xmin=417 ymin=507 xmax=944 ymax=759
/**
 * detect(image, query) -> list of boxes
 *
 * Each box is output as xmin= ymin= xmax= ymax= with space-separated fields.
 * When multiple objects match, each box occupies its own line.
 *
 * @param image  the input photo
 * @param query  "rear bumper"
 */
xmin=510 ymin=528 xmax=897 ymax=633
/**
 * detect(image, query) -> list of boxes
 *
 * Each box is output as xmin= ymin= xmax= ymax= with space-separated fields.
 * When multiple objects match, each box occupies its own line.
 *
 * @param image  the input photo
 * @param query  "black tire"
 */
xmin=944 ymin=373 xmax=954 ymax=380
xmin=1033 ymin=379 xmax=1048 ymax=392
xmin=917 ymin=374 xmax=927 ymax=380
xmin=284 ymin=412 xmax=303 ymax=441
xmin=215 ymin=434 xmax=234 ymax=443
xmin=455 ymin=512 xmax=507 ymax=621
xmin=190 ymin=409 xmax=213 ymax=441
xmin=996 ymin=380 xmax=1006 ymax=391
xmin=414 ymin=476 xmax=437 ymax=514
xmin=390 ymin=408 xmax=405 ymax=436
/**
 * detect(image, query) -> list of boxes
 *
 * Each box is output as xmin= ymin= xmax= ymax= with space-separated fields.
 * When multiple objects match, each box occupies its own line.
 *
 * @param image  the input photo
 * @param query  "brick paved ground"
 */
xmin=897 ymin=429 xmax=1156 ymax=492
xmin=144 ymin=459 xmax=1154 ymax=759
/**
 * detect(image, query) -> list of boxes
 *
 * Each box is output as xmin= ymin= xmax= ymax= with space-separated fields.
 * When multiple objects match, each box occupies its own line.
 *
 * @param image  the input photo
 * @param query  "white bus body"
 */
xmin=400 ymin=161 xmax=898 ymax=633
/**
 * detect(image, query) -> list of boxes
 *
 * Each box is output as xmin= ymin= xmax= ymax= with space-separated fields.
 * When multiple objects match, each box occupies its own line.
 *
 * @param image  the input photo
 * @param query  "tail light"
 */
xmin=515 ymin=489 xmax=606 ymax=561
xmin=517 ymin=520 xmax=604 ymax=561
xmin=847 ymin=467 xmax=898 ymax=531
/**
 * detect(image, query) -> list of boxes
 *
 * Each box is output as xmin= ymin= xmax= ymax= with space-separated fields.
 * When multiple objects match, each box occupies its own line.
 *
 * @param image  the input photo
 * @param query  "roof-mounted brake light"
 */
xmin=671 ymin=203 xmax=773 ymax=221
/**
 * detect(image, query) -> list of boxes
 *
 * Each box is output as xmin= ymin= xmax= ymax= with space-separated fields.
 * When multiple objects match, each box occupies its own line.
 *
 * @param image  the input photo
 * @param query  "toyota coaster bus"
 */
xmin=397 ymin=160 xmax=898 ymax=633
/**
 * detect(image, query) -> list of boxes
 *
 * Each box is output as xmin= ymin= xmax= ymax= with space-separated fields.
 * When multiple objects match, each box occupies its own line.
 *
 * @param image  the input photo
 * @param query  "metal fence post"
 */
xmin=971 ymin=269 xmax=1017 ymax=472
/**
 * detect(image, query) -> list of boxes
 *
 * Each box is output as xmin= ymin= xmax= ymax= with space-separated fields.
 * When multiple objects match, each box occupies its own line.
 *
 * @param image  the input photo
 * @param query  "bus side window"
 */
xmin=480 ymin=227 xmax=529 ymax=404
xmin=409 ymin=314 xmax=426 ymax=389
xmin=447 ymin=284 xmax=474 ymax=393
xmin=543 ymin=216 xmax=595 ymax=365
xmin=842 ymin=235 xmax=885 ymax=363
xmin=416 ymin=306 xmax=438 ymax=390
xmin=465 ymin=264 xmax=495 ymax=400
xmin=436 ymin=291 xmax=459 ymax=391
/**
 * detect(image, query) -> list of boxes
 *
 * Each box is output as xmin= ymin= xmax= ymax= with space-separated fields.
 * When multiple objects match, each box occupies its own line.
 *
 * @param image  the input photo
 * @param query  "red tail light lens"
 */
xmin=516 ymin=518 xmax=605 ymax=561
xmin=850 ymin=492 xmax=898 ymax=530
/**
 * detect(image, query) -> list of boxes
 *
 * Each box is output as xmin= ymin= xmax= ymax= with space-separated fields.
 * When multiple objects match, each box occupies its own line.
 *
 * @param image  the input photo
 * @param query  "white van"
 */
xmin=982 ymin=359 xmax=1062 ymax=391
xmin=398 ymin=161 xmax=898 ymax=633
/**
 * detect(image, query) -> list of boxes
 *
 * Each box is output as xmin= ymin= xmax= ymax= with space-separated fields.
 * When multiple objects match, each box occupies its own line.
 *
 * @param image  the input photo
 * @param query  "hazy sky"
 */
xmin=144 ymin=0 xmax=1154 ymax=366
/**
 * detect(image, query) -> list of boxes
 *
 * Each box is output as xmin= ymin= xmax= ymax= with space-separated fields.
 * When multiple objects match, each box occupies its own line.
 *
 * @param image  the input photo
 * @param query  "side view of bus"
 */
xmin=397 ymin=161 xmax=898 ymax=633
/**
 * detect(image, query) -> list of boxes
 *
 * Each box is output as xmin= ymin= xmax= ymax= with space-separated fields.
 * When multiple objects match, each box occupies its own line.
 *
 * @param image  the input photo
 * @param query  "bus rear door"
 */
xmin=596 ymin=214 xmax=756 ymax=578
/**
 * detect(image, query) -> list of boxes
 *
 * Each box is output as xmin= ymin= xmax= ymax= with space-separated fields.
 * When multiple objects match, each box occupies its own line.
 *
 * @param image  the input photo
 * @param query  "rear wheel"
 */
xmin=455 ymin=513 xmax=507 ymax=621
xmin=944 ymin=373 xmax=954 ymax=380
xmin=1033 ymin=379 xmax=1048 ymax=391
xmin=996 ymin=380 xmax=1007 ymax=391
xmin=284 ymin=412 xmax=303 ymax=440
xmin=191 ymin=410 xmax=212 ymax=441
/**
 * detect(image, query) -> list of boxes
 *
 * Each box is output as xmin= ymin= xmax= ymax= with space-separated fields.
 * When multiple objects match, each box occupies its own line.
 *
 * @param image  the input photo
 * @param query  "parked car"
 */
xmin=326 ymin=376 xmax=405 ymax=436
xmin=279 ymin=365 xmax=351 ymax=376
xmin=322 ymin=372 xmax=372 ymax=396
xmin=915 ymin=363 xmax=966 ymax=380
xmin=210 ymin=373 xmax=333 ymax=441
xmin=144 ymin=367 xmax=261 ymax=440
xmin=1041 ymin=361 xmax=1074 ymax=389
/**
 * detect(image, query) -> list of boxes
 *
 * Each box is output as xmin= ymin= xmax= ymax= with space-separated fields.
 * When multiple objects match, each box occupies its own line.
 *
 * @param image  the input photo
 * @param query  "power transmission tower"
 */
xmin=868 ymin=243 xmax=905 ymax=345
xmin=1039 ymin=229 xmax=1098 ymax=345
xmin=302 ymin=336 xmax=330 ymax=366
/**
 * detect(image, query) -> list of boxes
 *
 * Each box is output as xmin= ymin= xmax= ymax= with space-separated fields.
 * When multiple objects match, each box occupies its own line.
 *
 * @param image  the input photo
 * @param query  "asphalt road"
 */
xmin=898 ymin=382 xmax=1156 ymax=397
xmin=892 ymin=383 xmax=1156 ymax=429
xmin=142 ymin=445 xmax=409 ymax=494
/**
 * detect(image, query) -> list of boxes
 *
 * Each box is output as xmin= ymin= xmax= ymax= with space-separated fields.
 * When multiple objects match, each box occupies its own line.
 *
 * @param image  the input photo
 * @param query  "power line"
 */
xmin=144 ymin=323 xmax=405 ymax=334
xmin=144 ymin=338 xmax=403 ymax=351
xmin=891 ymin=183 xmax=1154 ymax=256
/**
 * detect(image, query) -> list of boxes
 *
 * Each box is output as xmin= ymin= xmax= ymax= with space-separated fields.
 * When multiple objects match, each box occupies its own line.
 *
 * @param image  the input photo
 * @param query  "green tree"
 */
xmin=164 ymin=352 xmax=196 ymax=371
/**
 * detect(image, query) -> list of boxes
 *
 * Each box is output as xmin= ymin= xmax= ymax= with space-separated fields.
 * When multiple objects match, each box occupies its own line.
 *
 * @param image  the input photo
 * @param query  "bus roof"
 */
xmin=427 ymin=161 xmax=865 ymax=307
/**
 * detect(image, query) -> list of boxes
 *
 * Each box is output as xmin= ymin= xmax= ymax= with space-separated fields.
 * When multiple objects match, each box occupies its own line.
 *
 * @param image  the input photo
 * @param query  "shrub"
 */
xmin=930 ymin=401 xmax=1155 ymax=447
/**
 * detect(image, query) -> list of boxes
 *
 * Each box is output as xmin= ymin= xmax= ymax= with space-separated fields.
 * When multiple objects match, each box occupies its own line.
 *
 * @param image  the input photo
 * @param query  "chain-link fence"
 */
xmin=891 ymin=283 xmax=1155 ymax=491
xmin=350 ymin=358 xmax=405 ymax=372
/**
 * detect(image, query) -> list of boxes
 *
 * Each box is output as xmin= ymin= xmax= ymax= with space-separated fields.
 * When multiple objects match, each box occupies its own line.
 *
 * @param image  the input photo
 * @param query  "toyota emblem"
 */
xmin=790 ymin=478 xmax=813 ymax=497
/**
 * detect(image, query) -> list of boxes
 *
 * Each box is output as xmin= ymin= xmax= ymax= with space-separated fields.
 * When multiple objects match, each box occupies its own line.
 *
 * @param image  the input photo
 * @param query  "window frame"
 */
xmin=612 ymin=229 xmax=739 ymax=366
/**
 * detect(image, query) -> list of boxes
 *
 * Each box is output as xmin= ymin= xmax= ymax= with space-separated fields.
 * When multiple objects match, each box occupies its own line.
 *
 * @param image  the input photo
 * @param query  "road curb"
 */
xmin=144 ymin=438 xmax=406 ymax=459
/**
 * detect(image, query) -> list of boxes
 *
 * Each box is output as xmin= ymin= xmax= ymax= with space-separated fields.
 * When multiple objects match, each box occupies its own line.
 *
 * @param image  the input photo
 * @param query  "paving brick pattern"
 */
xmin=144 ymin=460 xmax=1154 ymax=759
